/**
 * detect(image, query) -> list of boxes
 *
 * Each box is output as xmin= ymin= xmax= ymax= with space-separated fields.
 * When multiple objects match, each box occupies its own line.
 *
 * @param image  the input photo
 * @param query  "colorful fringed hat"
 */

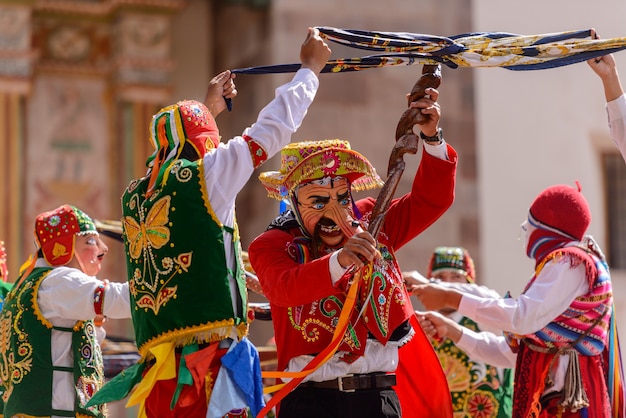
xmin=427 ymin=246 xmax=475 ymax=283
xmin=34 ymin=205 xmax=97 ymax=267
xmin=146 ymin=100 xmax=219 ymax=195
xmin=259 ymin=139 xmax=383 ymax=200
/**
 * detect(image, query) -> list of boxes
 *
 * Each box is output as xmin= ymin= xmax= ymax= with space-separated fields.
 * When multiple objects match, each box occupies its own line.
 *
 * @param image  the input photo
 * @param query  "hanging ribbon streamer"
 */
xmin=256 ymin=265 xmax=368 ymax=417
xmin=609 ymin=310 xmax=626 ymax=418
xmin=231 ymin=27 xmax=626 ymax=76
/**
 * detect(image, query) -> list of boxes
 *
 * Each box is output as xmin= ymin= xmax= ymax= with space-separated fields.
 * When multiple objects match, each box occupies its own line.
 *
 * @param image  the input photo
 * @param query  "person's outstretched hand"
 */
xmin=204 ymin=70 xmax=237 ymax=117
xmin=300 ymin=27 xmax=332 ymax=75
xmin=413 ymin=283 xmax=462 ymax=312
xmin=416 ymin=310 xmax=462 ymax=343
xmin=588 ymin=53 xmax=618 ymax=79
xmin=587 ymin=29 xmax=624 ymax=102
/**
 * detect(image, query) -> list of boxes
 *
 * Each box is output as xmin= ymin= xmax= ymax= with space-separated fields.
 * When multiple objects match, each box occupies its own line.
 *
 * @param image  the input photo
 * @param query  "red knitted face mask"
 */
xmin=525 ymin=213 xmax=574 ymax=262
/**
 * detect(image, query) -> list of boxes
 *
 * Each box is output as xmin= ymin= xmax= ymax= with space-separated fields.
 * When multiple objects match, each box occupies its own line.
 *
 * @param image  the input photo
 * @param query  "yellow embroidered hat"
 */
xmin=259 ymin=139 xmax=384 ymax=200
xmin=35 ymin=204 xmax=97 ymax=267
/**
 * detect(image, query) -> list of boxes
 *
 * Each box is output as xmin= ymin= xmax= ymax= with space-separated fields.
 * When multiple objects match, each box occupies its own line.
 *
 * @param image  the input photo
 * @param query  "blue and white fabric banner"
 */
xmin=231 ymin=27 xmax=626 ymax=74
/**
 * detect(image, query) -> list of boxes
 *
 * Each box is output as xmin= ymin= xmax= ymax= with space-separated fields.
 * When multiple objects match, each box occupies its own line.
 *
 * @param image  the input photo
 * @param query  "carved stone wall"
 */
xmin=0 ymin=0 xmax=186 ymax=284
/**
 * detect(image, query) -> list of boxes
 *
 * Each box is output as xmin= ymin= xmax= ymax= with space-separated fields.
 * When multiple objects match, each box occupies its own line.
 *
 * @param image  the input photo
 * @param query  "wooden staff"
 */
xmin=368 ymin=64 xmax=442 ymax=238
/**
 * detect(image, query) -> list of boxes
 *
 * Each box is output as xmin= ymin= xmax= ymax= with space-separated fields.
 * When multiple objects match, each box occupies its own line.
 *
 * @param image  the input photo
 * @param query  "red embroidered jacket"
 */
xmin=249 ymin=147 xmax=457 ymax=372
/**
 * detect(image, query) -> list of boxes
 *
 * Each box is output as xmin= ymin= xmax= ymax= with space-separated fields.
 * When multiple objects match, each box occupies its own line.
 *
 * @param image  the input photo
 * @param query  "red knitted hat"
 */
xmin=528 ymin=182 xmax=591 ymax=240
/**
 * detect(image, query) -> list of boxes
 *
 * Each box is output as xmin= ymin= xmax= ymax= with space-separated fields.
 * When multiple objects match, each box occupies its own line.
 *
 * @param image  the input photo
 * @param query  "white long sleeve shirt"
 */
xmin=607 ymin=93 xmax=626 ymax=163
xmin=203 ymin=68 xmax=319 ymax=316
xmin=455 ymin=251 xmax=590 ymax=394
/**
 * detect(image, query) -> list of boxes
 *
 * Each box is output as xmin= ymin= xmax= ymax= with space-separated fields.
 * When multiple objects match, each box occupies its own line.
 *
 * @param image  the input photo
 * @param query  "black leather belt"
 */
xmin=302 ymin=373 xmax=396 ymax=393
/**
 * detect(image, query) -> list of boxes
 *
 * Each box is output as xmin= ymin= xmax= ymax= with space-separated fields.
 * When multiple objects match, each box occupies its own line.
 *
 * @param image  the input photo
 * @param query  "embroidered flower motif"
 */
xmin=162 ymin=256 xmax=174 ymax=270
xmin=283 ymin=155 xmax=300 ymax=172
xmin=136 ymin=285 xmax=178 ymax=314
xmin=48 ymin=215 xmax=61 ymax=227
xmin=378 ymin=294 xmax=386 ymax=305
xmin=174 ymin=253 xmax=192 ymax=272
xmin=321 ymin=151 xmax=340 ymax=176
xmin=464 ymin=390 xmax=498 ymax=418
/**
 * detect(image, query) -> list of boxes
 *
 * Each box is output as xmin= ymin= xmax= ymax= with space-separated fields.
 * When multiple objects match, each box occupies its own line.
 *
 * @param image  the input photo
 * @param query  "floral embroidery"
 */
xmin=77 ymin=374 xmax=105 ymax=414
xmin=321 ymin=151 xmax=340 ymax=176
xmin=48 ymin=215 xmax=61 ymax=227
xmin=172 ymin=161 xmax=193 ymax=182
xmin=434 ymin=316 xmax=512 ymax=417
xmin=0 ymin=287 xmax=34 ymax=402
xmin=464 ymin=390 xmax=498 ymax=418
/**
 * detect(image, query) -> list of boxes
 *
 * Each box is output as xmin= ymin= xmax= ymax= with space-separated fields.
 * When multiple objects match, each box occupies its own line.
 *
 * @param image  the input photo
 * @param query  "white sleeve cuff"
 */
xmin=423 ymin=140 xmax=449 ymax=160
xmin=329 ymin=252 xmax=349 ymax=285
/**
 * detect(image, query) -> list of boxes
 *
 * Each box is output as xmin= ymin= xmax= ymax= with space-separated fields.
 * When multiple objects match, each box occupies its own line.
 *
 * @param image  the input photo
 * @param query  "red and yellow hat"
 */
xmin=35 ymin=205 xmax=97 ymax=267
xmin=259 ymin=139 xmax=383 ymax=200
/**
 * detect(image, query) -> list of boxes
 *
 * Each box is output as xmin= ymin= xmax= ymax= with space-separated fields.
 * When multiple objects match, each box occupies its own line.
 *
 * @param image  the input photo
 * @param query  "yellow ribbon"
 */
xmin=127 ymin=341 xmax=176 ymax=417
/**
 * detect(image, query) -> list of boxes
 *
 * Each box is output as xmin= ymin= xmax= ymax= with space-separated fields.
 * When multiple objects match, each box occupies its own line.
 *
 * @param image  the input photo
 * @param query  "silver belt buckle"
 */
xmin=337 ymin=374 xmax=355 ymax=393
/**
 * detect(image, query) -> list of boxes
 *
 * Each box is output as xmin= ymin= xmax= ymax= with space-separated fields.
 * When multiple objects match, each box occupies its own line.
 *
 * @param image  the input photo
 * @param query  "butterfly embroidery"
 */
xmin=124 ymin=195 xmax=171 ymax=260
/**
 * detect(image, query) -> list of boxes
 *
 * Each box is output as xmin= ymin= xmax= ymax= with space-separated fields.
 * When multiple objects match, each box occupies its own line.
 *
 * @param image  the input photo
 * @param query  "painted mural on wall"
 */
xmin=26 ymin=75 xmax=109 ymax=221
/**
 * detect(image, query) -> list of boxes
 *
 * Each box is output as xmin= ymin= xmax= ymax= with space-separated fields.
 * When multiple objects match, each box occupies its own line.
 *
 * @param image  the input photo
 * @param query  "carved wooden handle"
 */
xmin=367 ymin=135 xmax=419 ymax=238
xmin=368 ymin=64 xmax=442 ymax=239
xmin=394 ymin=64 xmax=442 ymax=140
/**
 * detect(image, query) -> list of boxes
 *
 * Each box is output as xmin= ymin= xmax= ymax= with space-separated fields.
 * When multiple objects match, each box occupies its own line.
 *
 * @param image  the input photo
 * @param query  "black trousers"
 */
xmin=277 ymin=386 xmax=402 ymax=418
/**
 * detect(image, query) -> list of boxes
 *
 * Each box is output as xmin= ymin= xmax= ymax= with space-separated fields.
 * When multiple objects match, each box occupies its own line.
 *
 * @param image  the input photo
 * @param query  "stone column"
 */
xmin=0 ymin=3 xmax=35 ymax=279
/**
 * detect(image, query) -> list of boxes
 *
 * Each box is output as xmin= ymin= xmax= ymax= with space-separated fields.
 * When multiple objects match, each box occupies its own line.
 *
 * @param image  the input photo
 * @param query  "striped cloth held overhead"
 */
xmin=231 ymin=27 xmax=626 ymax=75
